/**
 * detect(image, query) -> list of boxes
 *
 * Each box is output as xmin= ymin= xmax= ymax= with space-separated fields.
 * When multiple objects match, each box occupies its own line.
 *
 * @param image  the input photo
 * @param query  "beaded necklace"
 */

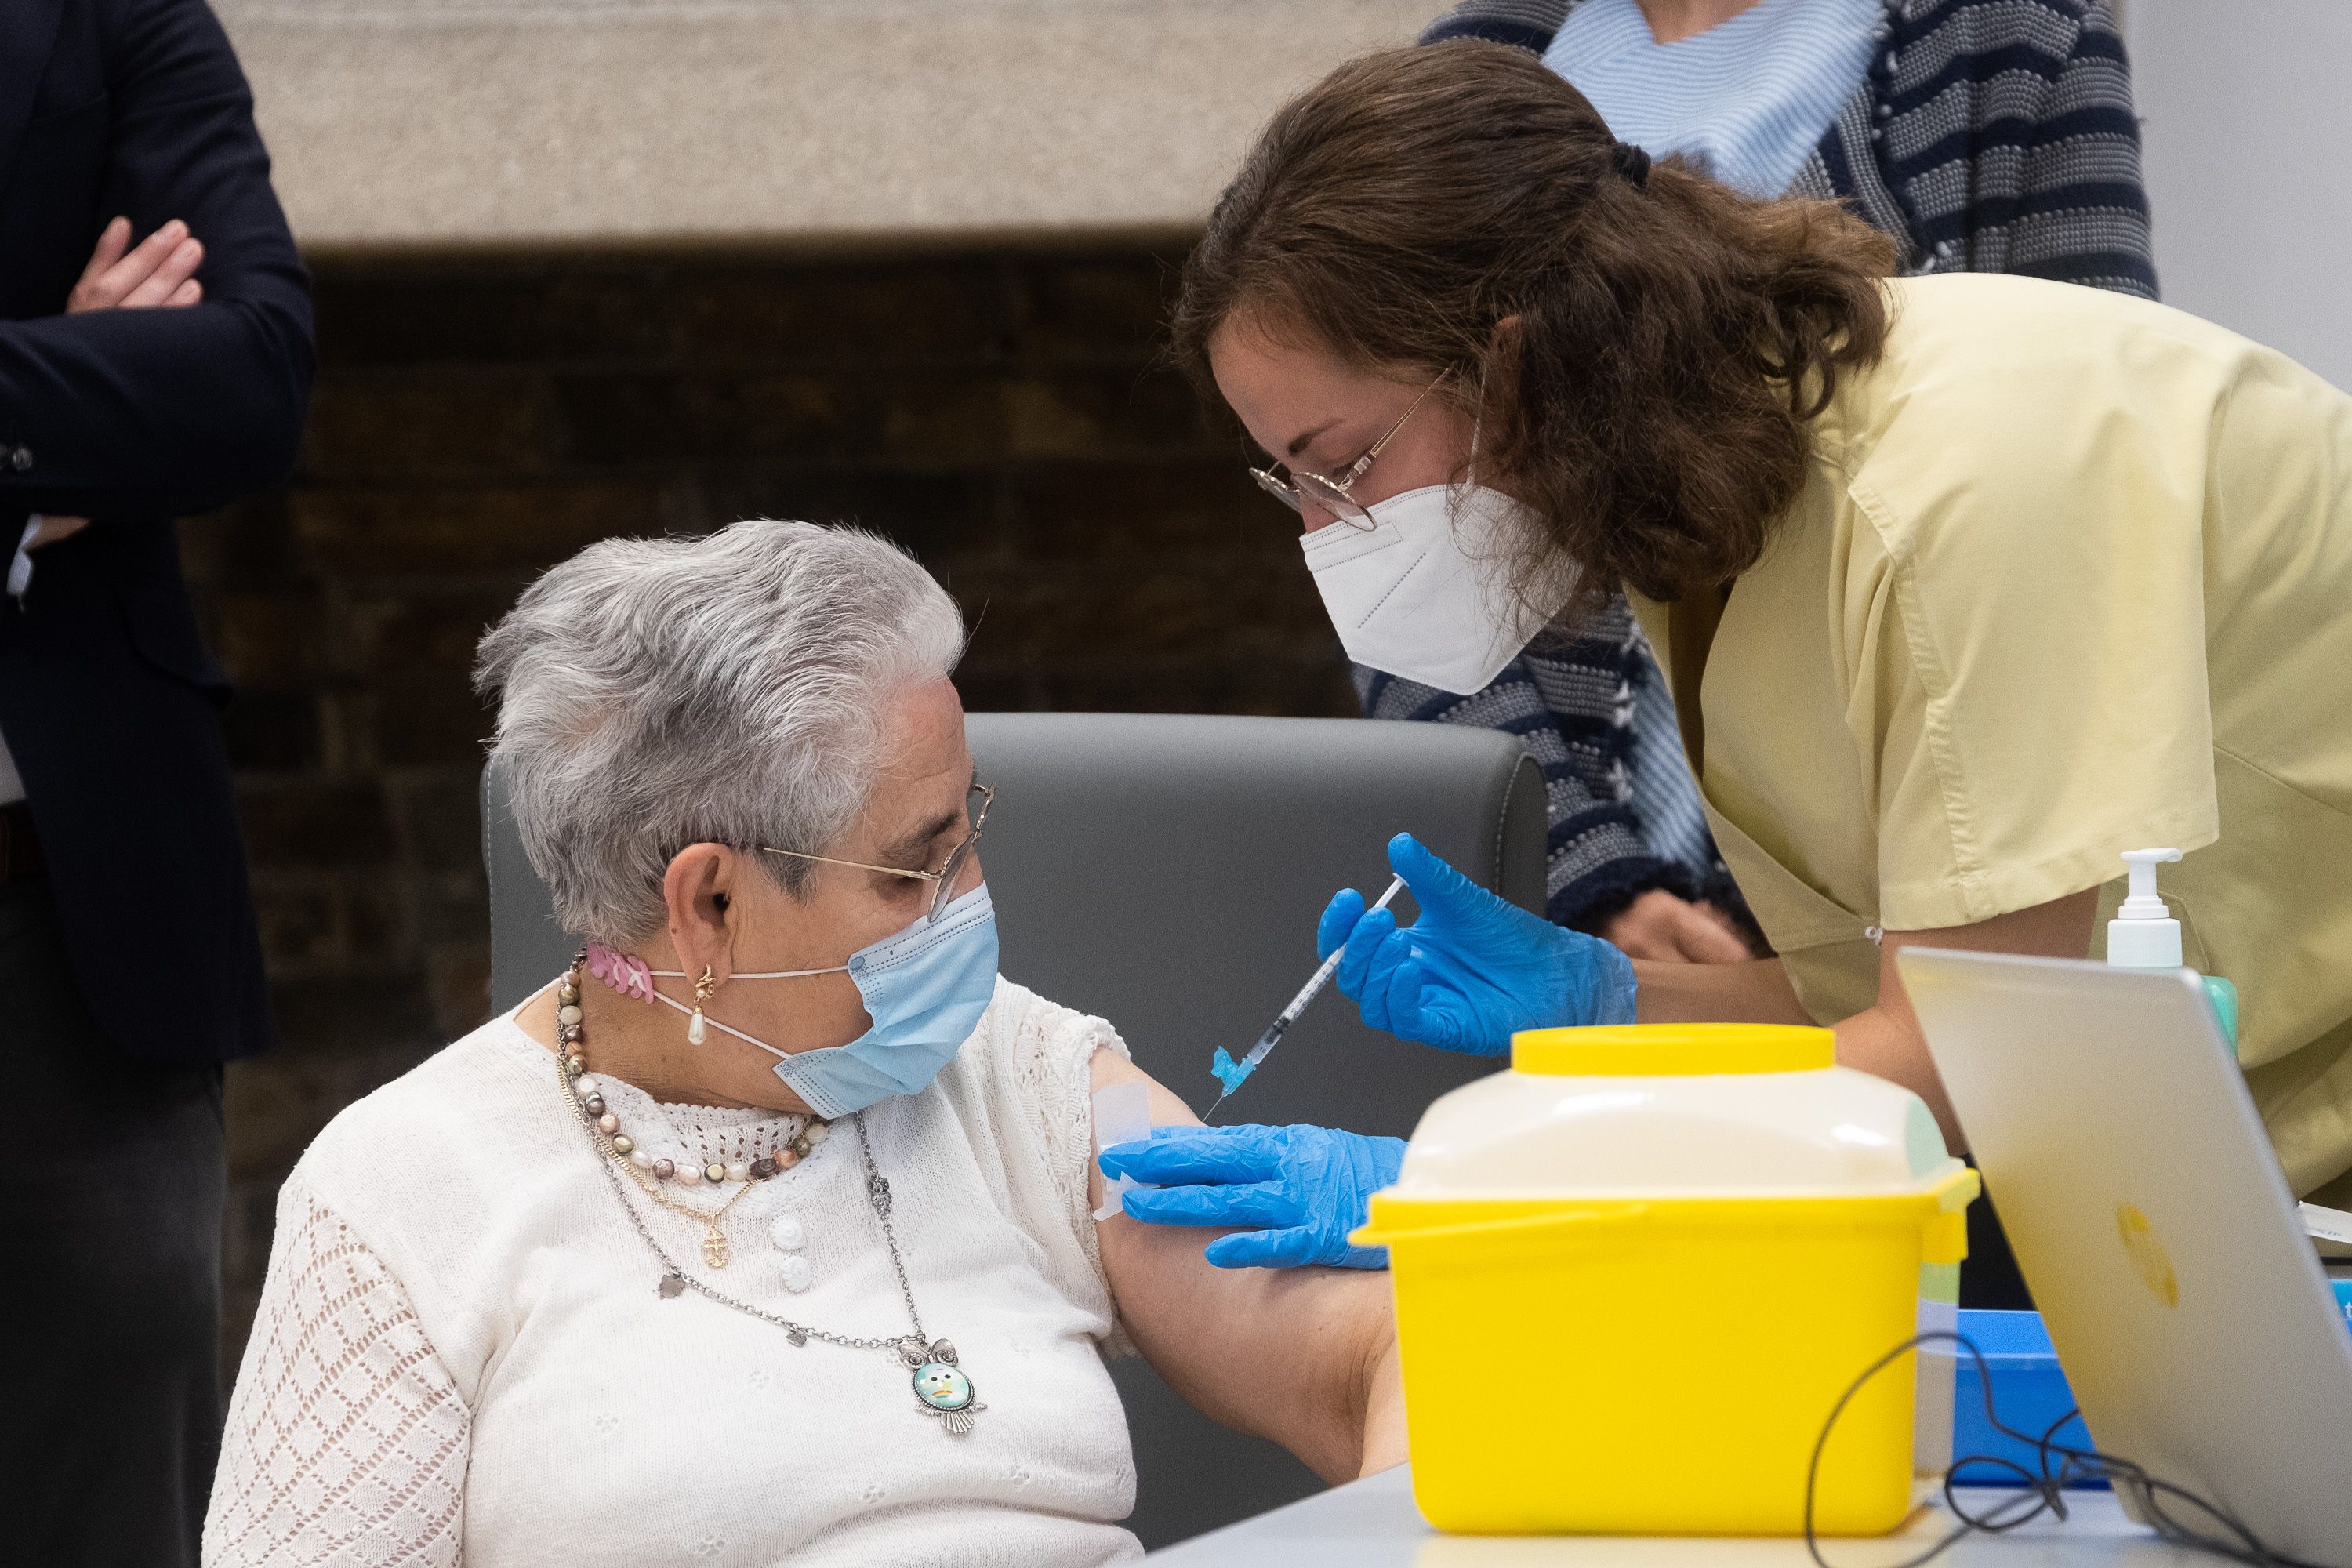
xmin=557 ymin=967 xmax=829 ymax=1185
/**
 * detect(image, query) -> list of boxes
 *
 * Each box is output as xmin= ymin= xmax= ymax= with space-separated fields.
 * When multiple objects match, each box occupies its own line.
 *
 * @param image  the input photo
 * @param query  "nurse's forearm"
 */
xmin=1635 ymin=892 xmax=2097 ymax=1148
xmin=1633 ymin=955 xmax=1964 ymax=1143
xmin=1635 ymin=956 xmax=1964 ymax=1145
xmin=1831 ymin=1004 xmax=1961 ymax=1149
xmin=1632 ymin=957 xmax=1814 ymax=1025
xmin=1865 ymin=891 xmax=2100 ymax=1152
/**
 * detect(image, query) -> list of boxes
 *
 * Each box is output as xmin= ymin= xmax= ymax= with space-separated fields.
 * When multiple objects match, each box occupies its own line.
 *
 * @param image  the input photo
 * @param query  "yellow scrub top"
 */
xmin=1628 ymin=273 xmax=2352 ymax=1203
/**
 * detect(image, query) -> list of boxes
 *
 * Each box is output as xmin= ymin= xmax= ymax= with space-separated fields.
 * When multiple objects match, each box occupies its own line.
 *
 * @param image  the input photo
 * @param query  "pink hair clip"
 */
xmin=584 ymin=941 xmax=657 ymax=1003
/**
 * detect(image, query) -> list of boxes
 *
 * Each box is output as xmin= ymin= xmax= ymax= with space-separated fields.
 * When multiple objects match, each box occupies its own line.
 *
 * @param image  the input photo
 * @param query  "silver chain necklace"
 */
xmin=555 ymin=1034 xmax=985 ymax=1434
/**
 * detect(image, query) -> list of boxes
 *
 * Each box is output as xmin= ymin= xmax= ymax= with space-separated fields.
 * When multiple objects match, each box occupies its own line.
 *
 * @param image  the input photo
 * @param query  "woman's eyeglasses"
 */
xmin=1248 ymin=372 xmax=1447 ymax=530
xmin=760 ymin=782 xmax=993 ymax=926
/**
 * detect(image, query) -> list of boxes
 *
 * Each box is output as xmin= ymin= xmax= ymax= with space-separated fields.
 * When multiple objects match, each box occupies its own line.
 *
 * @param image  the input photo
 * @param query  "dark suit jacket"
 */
xmin=0 ymin=0 xmax=313 ymax=1062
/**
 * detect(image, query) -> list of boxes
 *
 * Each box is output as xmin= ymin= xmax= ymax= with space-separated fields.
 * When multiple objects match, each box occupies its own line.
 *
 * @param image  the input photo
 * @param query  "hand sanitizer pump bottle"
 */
xmin=2108 ymin=848 xmax=2239 ymax=1053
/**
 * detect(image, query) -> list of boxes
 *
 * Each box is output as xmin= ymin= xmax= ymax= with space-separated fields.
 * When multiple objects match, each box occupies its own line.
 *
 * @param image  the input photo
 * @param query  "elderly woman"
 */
xmin=201 ymin=521 xmax=1402 ymax=1566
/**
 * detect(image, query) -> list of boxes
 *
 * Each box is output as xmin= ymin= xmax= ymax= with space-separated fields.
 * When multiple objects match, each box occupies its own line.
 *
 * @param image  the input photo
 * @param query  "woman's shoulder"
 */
xmin=1797 ymin=272 xmax=2352 ymax=602
xmin=931 ymin=976 xmax=1130 ymax=1329
xmin=938 ymin=975 xmax=1133 ymax=1214
xmin=1875 ymin=274 xmax=2254 ymax=390
xmin=1832 ymin=274 xmax=2270 ymax=484
xmin=271 ymin=1015 xmax=564 ymax=1395
xmin=955 ymin=975 xmax=1131 ymax=1098
xmin=293 ymin=1014 xmax=562 ymax=1205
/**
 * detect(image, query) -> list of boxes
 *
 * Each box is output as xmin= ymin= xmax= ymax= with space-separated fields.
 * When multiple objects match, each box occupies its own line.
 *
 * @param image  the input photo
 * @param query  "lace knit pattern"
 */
xmin=1011 ymin=994 xmax=1136 ymax=1355
xmin=204 ymin=1183 xmax=468 ymax=1568
xmin=589 ymin=1078 xmax=815 ymax=1174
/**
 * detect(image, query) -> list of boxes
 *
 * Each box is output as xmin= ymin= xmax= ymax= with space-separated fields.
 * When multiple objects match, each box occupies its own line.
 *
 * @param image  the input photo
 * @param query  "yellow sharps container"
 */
xmin=1352 ymin=1024 xmax=1977 ymax=1537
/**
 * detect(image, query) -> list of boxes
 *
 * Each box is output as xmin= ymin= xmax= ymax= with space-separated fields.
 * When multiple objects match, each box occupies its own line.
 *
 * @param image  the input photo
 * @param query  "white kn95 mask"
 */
xmin=1301 ymin=481 xmax=1566 ymax=695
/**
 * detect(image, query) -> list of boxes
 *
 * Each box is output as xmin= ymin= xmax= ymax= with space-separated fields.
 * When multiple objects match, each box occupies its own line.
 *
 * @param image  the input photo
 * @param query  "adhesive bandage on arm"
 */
xmin=1091 ymin=1081 xmax=1156 ymax=1222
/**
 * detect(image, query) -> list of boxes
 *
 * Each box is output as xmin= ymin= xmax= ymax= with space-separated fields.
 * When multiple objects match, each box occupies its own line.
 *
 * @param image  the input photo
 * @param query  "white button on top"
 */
xmin=769 ymin=1212 xmax=806 ymax=1251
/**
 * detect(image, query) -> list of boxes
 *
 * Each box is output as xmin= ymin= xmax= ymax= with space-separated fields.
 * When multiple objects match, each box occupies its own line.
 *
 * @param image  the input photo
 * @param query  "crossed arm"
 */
xmin=1086 ymin=1047 xmax=1406 ymax=1483
xmin=1 ymin=0 xmax=312 ymax=527
xmin=18 ymin=219 xmax=217 ymax=551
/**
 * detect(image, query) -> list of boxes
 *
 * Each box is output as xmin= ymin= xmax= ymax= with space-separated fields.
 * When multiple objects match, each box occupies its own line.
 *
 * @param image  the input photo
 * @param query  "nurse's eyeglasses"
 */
xmin=1249 ymin=372 xmax=1448 ymax=531
xmin=760 ymin=782 xmax=993 ymax=927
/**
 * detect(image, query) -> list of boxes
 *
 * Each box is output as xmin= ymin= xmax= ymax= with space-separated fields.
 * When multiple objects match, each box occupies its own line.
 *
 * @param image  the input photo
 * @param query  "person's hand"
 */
xmin=1099 ymin=1123 xmax=1406 ymax=1269
xmin=1318 ymin=832 xmax=1639 ymax=1056
xmin=1600 ymin=888 xmax=1751 ymax=964
xmin=27 ymin=220 xmax=207 ymax=549
xmin=67 ymin=216 xmax=204 ymax=314
xmin=21 ymin=517 xmax=89 ymax=551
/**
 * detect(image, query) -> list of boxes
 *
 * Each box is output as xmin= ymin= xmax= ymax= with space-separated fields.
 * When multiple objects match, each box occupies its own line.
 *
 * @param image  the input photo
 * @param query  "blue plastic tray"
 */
xmin=1951 ymin=1280 xmax=2352 ymax=1488
xmin=1949 ymin=1309 xmax=2099 ymax=1487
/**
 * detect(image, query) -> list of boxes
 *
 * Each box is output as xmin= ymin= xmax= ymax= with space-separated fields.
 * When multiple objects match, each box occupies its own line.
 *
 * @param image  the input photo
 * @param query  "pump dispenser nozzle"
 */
xmin=2107 ymin=848 xmax=2239 ymax=1052
xmin=2109 ymin=848 xmax=2183 ymax=968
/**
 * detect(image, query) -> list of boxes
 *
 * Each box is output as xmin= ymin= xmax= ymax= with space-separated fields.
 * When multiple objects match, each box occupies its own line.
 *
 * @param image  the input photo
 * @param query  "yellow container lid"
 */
xmin=1512 ymin=1023 xmax=1834 ymax=1077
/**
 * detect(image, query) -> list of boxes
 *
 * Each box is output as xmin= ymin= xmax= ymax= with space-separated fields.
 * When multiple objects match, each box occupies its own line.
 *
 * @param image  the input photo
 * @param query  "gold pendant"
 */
xmin=702 ymin=1229 xmax=731 ymax=1269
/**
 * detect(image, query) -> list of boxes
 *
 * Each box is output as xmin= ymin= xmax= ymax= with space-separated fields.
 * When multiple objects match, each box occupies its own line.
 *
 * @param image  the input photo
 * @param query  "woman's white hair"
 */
xmin=474 ymin=520 xmax=966 ymax=943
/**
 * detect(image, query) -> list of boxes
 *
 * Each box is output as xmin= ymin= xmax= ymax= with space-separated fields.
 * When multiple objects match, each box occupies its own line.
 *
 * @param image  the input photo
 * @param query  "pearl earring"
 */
xmin=688 ymin=967 xmax=714 ymax=1045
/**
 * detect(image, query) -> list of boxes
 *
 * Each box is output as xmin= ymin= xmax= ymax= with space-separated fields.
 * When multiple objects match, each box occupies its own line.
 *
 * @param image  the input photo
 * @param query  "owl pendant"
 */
xmin=904 ymin=1338 xmax=983 ymax=1435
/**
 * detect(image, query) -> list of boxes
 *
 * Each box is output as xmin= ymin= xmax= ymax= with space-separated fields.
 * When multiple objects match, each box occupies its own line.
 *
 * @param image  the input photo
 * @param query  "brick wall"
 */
xmin=184 ymin=241 xmax=1356 ymax=1364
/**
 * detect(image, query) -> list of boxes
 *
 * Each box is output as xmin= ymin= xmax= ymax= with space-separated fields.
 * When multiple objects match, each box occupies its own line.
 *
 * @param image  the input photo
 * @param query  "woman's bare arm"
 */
xmin=1630 ymin=891 xmax=2100 ymax=1148
xmin=1086 ymin=1049 xmax=1405 ymax=1483
xmin=1863 ymin=891 xmax=2100 ymax=1145
xmin=1632 ymin=954 xmax=1815 ymax=1024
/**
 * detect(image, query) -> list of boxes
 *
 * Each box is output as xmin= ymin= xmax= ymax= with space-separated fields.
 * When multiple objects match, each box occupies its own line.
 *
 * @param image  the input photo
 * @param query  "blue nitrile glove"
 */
xmin=1098 ymin=1123 xmax=1406 ymax=1269
xmin=1317 ymin=831 xmax=1639 ymax=1056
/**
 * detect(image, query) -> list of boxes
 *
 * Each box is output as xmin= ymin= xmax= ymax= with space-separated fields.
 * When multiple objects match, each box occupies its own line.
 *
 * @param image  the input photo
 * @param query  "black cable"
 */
xmin=1803 ymin=1330 xmax=2332 ymax=1568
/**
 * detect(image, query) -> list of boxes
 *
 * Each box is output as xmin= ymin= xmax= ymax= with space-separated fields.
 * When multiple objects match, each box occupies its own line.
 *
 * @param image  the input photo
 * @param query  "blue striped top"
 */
xmin=1542 ymin=0 xmax=1881 ymax=199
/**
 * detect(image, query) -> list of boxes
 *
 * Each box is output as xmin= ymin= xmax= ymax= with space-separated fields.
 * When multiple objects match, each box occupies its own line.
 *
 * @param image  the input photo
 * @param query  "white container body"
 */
xmin=1391 ymin=1062 xmax=1951 ymax=1200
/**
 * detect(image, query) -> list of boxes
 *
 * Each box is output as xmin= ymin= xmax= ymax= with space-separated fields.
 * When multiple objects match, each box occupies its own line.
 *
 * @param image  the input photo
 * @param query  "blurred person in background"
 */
xmin=0 ymin=1 xmax=314 ymax=1563
xmin=1370 ymin=0 xmax=2153 ymax=970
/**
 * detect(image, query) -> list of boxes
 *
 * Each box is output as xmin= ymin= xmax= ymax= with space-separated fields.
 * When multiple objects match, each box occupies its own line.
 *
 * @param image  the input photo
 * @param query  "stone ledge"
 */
xmin=217 ymin=0 xmax=1433 ymax=253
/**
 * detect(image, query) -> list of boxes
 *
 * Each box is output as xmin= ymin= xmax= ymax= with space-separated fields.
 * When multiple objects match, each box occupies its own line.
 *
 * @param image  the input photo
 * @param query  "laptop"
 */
xmin=1896 ymin=948 xmax=2352 ymax=1566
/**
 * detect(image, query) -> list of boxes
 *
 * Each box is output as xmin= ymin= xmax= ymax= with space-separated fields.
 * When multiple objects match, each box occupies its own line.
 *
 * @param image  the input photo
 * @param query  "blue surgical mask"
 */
xmin=642 ymin=883 xmax=1000 ymax=1118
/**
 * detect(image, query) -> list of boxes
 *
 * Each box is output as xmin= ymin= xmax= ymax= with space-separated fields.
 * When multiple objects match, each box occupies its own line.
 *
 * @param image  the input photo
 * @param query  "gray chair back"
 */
xmin=483 ymin=712 xmax=1544 ymax=1548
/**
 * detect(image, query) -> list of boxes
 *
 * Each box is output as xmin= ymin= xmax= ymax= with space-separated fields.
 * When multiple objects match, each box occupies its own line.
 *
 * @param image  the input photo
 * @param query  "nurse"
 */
xmin=1382 ymin=0 xmax=2157 ymax=967
xmin=1101 ymin=42 xmax=2352 ymax=1258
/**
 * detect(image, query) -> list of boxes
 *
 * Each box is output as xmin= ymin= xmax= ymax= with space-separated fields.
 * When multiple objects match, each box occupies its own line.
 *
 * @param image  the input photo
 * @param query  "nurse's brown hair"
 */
xmin=1172 ymin=41 xmax=1895 ymax=604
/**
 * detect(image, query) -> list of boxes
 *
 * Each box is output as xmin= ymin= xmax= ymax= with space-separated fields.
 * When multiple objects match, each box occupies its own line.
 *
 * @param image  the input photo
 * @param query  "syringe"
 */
xmin=1205 ymin=873 xmax=1407 ymax=1123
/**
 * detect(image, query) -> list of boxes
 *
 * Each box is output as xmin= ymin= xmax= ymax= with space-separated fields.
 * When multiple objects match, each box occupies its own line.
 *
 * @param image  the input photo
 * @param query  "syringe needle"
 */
xmin=1204 ymin=873 xmax=1408 ymax=1116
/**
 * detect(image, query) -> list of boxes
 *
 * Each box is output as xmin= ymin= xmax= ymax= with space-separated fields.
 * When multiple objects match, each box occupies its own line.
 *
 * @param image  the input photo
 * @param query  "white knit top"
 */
xmin=204 ymin=978 xmax=1142 ymax=1567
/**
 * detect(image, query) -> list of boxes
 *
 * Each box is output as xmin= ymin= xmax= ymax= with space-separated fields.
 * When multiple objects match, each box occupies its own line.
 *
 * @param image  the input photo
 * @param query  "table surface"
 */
xmin=1145 ymin=1468 xmax=2211 ymax=1566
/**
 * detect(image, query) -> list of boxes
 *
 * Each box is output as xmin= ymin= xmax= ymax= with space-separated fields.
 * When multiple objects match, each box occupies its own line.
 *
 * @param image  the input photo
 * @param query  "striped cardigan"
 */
xmin=1364 ymin=0 xmax=2156 ymax=935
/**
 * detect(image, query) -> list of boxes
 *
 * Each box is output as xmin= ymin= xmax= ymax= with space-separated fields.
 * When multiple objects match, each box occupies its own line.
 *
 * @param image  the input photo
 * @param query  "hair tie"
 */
xmin=1610 ymin=140 xmax=1652 ymax=190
